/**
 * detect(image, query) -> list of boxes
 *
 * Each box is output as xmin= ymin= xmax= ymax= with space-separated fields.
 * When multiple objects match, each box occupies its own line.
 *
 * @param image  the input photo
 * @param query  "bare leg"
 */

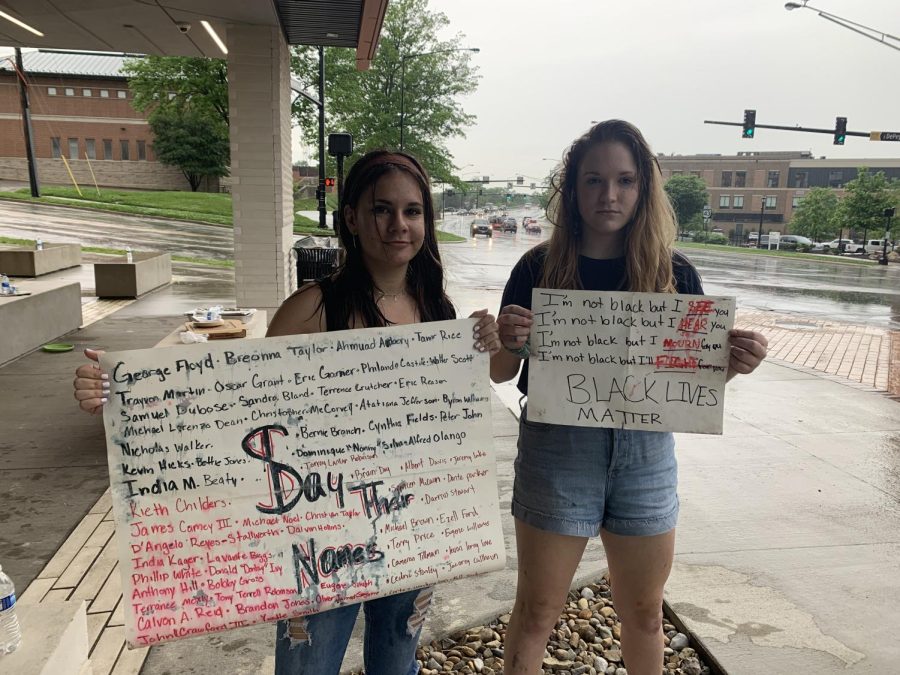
xmin=599 ymin=528 xmax=676 ymax=675
xmin=504 ymin=518 xmax=588 ymax=674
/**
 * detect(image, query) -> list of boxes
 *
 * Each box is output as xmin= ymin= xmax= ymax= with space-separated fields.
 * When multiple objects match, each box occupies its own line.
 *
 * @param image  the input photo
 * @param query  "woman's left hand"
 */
xmin=469 ymin=309 xmax=502 ymax=355
xmin=727 ymin=329 xmax=768 ymax=379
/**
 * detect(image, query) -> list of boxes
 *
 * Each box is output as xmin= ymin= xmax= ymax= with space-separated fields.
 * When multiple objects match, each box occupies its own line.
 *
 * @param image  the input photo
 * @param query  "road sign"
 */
xmin=870 ymin=131 xmax=900 ymax=142
xmin=702 ymin=206 xmax=712 ymax=219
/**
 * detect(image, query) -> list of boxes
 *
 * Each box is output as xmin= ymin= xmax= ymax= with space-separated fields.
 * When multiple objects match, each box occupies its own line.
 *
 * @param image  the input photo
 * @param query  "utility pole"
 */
xmin=14 ymin=48 xmax=39 ymax=197
xmin=317 ymin=46 xmax=326 ymax=229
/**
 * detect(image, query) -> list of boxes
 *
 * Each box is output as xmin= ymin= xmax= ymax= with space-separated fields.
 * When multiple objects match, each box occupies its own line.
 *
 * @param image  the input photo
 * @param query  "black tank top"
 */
xmin=316 ymin=277 xmax=347 ymax=332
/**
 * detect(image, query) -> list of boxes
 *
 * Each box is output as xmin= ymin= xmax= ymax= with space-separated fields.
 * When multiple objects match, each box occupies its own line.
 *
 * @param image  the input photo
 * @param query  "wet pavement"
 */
xmin=2 ymin=203 xmax=900 ymax=674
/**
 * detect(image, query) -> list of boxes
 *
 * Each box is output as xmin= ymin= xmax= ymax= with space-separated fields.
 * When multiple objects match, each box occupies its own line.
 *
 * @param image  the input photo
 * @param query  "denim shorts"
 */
xmin=512 ymin=407 xmax=679 ymax=538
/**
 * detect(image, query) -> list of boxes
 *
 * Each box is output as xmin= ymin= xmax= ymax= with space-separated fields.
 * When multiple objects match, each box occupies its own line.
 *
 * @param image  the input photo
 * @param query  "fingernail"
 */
xmin=473 ymin=331 xmax=480 ymax=338
xmin=102 ymin=383 xmax=110 ymax=390
xmin=101 ymin=398 xmax=108 ymax=404
xmin=101 ymin=374 xmax=109 ymax=380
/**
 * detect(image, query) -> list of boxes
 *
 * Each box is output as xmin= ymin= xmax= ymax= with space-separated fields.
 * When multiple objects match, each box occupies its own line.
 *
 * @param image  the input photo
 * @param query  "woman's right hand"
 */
xmin=73 ymin=348 xmax=109 ymax=415
xmin=497 ymin=304 xmax=534 ymax=351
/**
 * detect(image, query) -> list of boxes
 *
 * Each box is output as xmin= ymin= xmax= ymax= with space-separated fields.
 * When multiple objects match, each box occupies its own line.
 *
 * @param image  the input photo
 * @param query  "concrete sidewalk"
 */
xmin=2 ymin=268 xmax=899 ymax=674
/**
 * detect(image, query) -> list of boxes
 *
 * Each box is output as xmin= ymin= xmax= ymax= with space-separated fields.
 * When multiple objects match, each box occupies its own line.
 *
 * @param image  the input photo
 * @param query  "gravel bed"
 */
xmin=406 ymin=576 xmax=712 ymax=675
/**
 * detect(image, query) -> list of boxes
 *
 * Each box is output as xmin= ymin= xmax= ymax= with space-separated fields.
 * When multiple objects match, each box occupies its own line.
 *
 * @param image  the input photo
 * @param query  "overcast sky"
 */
xmin=425 ymin=0 xmax=900 ymax=186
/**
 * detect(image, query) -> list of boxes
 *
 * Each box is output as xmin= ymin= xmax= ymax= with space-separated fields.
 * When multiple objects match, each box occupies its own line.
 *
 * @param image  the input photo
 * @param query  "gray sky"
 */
xmin=428 ymin=0 xmax=900 ymax=185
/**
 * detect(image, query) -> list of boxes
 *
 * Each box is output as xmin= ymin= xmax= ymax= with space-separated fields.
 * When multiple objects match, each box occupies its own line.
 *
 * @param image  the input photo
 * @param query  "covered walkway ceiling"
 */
xmin=0 ymin=0 xmax=387 ymax=68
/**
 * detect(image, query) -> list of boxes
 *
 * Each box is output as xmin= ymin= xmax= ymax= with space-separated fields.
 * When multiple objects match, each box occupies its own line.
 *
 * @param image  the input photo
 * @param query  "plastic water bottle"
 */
xmin=35 ymin=238 xmax=43 ymax=251
xmin=0 ymin=274 xmax=10 ymax=296
xmin=0 ymin=564 xmax=21 ymax=654
xmin=125 ymin=246 xmax=133 ymax=263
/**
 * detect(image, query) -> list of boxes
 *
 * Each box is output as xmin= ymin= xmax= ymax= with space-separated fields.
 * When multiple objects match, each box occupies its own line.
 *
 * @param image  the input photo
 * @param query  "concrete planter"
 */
xmin=94 ymin=251 xmax=172 ymax=298
xmin=0 ymin=243 xmax=82 ymax=277
xmin=0 ymin=280 xmax=82 ymax=365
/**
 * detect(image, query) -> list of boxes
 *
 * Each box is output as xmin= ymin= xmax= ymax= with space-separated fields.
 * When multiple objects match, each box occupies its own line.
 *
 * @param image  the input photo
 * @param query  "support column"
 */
xmin=227 ymin=25 xmax=295 ymax=313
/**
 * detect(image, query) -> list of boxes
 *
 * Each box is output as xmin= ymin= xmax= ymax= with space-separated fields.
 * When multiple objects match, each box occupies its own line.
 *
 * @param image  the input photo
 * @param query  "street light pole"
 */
xmin=880 ymin=207 xmax=895 ymax=265
xmin=784 ymin=2 xmax=900 ymax=53
xmin=757 ymin=197 xmax=766 ymax=249
xmin=399 ymin=47 xmax=479 ymax=151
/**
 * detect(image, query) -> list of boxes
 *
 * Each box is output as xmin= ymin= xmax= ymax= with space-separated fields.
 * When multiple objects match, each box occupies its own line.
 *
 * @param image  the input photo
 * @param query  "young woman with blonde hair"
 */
xmin=492 ymin=120 xmax=768 ymax=675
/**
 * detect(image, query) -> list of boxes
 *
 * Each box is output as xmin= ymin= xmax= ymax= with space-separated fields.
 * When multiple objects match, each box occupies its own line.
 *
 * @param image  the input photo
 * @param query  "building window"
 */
xmin=793 ymin=172 xmax=808 ymax=188
xmin=733 ymin=195 xmax=744 ymax=209
xmin=721 ymin=171 xmax=732 ymax=187
xmin=765 ymin=196 xmax=777 ymax=209
xmin=100 ymin=89 xmax=109 ymax=98
xmin=103 ymin=139 xmax=113 ymax=160
xmin=85 ymin=139 xmax=96 ymax=160
xmin=792 ymin=196 xmax=803 ymax=208
xmin=719 ymin=195 xmax=730 ymax=208
xmin=82 ymin=89 xmax=92 ymax=97
xmin=51 ymin=137 xmax=61 ymax=158
xmin=829 ymin=170 xmax=844 ymax=188
xmin=65 ymin=88 xmax=74 ymax=96
xmin=117 ymin=90 xmax=127 ymax=99
xmin=120 ymin=140 xmax=130 ymax=160
xmin=734 ymin=171 xmax=746 ymax=188
xmin=68 ymin=138 xmax=79 ymax=160
xmin=48 ymin=86 xmax=57 ymax=96
xmin=137 ymin=140 xmax=147 ymax=161
xmin=767 ymin=171 xmax=780 ymax=188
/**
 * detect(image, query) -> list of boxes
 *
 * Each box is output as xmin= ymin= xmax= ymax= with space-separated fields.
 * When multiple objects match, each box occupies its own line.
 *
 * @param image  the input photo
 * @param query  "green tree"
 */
xmin=123 ymin=55 xmax=230 ymax=191
xmin=149 ymin=108 xmax=230 ymax=191
xmin=123 ymin=55 xmax=228 ymax=125
xmin=788 ymin=187 xmax=839 ymax=242
xmin=836 ymin=167 xmax=896 ymax=239
xmin=291 ymin=0 xmax=479 ymax=183
xmin=663 ymin=175 xmax=708 ymax=233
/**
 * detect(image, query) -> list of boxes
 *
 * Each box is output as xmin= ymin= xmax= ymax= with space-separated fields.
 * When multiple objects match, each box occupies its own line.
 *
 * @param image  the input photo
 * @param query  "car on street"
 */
xmin=489 ymin=215 xmax=504 ymax=230
xmin=523 ymin=217 xmax=541 ymax=234
xmin=471 ymin=218 xmax=492 ymax=238
xmin=502 ymin=217 xmax=517 ymax=233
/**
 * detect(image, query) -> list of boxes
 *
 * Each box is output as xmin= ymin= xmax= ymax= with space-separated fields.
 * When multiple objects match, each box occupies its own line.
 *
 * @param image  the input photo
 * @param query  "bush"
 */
xmin=693 ymin=231 xmax=727 ymax=244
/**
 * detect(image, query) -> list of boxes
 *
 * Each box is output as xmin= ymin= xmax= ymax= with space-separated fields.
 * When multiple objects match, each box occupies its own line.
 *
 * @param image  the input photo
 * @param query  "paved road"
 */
xmin=4 ymin=200 xmax=900 ymax=329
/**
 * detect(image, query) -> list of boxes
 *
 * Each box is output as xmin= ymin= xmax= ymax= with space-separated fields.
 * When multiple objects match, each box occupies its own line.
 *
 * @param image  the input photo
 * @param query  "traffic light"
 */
xmin=834 ymin=117 xmax=847 ymax=145
xmin=516 ymin=175 xmax=524 ymax=185
xmin=446 ymin=188 xmax=455 ymax=197
xmin=742 ymin=109 xmax=756 ymax=139
xmin=324 ymin=177 xmax=335 ymax=192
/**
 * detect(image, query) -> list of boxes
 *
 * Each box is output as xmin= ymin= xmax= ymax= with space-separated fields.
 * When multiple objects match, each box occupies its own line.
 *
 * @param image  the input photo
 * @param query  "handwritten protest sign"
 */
xmin=100 ymin=319 xmax=504 ymax=647
xmin=527 ymin=290 xmax=736 ymax=434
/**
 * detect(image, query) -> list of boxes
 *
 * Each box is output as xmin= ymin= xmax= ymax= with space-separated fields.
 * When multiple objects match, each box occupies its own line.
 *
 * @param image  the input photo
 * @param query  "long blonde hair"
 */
xmin=542 ymin=119 xmax=677 ymax=293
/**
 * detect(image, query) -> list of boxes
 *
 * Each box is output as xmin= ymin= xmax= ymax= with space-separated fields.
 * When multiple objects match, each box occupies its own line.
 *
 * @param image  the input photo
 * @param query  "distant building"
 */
xmin=658 ymin=151 xmax=900 ymax=241
xmin=0 ymin=49 xmax=216 ymax=191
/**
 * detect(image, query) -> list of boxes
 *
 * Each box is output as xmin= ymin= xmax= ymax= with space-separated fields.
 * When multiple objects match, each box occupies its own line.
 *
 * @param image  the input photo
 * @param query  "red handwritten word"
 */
xmin=688 ymin=300 xmax=715 ymax=315
xmin=662 ymin=337 xmax=702 ymax=351
xmin=655 ymin=355 xmax=699 ymax=370
xmin=677 ymin=316 xmax=708 ymax=333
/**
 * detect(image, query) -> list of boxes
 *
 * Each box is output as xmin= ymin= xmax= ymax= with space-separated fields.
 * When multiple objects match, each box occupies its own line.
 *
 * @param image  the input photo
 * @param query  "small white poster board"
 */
xmin=100 ymin=319 xmax=504 ymax=647
xmin=527 ymin=290 xmax=736 ymax=434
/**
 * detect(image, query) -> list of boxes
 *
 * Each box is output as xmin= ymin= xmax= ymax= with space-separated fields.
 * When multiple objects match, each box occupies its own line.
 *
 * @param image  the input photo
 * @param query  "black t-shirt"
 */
xmin=500 ymin=246 xmax=705 ymax=395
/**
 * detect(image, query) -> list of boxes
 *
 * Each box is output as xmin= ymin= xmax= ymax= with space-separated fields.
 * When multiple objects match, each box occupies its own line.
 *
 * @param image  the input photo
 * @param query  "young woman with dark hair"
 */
xmin=73 ymin=149 xmax=502 ymax=675
xmin=492 ymin=120 xmax=768 ymax=675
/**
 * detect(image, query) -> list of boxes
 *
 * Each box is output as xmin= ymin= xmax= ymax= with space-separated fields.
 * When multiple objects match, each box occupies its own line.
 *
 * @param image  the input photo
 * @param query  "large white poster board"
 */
xmin=527 ymin=290 xmax=736 ymax=434
xmin=100 ymin=319 xmax=504 ymax=648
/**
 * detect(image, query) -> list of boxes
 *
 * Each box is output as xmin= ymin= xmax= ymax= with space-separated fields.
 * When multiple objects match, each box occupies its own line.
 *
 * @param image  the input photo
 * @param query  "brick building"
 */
xmin=0 ymin=49 xmax=209 ymax=191
xmin=658 ymin=151 xmax=900 ymax=241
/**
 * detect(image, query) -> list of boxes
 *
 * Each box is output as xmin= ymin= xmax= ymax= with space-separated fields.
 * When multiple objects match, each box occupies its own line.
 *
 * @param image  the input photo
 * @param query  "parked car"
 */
xmin=502 ymin=217 xmax=517 ymax=233
xmin=471 ymin=218 xmax=492 ymax=238
xmin=822 ymin=238 xmax=863 ymax=253
xmin=864 ymin=239 xmax=894 ymax=255
xmin=778 ymin=235 xmax=813 ymax=250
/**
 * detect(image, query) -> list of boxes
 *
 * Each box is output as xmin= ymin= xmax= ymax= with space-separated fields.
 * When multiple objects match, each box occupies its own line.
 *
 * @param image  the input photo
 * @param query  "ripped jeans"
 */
xmin=274 ymin=587 xmax=432 ymax=675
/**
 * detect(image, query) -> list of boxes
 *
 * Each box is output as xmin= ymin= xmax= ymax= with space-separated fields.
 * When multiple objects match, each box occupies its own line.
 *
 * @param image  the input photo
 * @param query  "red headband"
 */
xmin=353 ymin=152 xmax=428 ymax=182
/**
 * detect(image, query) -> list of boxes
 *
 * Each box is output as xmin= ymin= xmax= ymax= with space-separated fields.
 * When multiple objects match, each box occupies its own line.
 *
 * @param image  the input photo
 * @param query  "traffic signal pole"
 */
xmin=706 ymin=118 xmax=870 ymax=140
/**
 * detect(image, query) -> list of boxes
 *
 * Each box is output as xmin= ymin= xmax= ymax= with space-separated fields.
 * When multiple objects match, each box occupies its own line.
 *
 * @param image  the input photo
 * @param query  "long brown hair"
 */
xmin=542 ymin=119 xmax=677 ymax=293
xmin=329 ymin=149 xmax=455 ymax=327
